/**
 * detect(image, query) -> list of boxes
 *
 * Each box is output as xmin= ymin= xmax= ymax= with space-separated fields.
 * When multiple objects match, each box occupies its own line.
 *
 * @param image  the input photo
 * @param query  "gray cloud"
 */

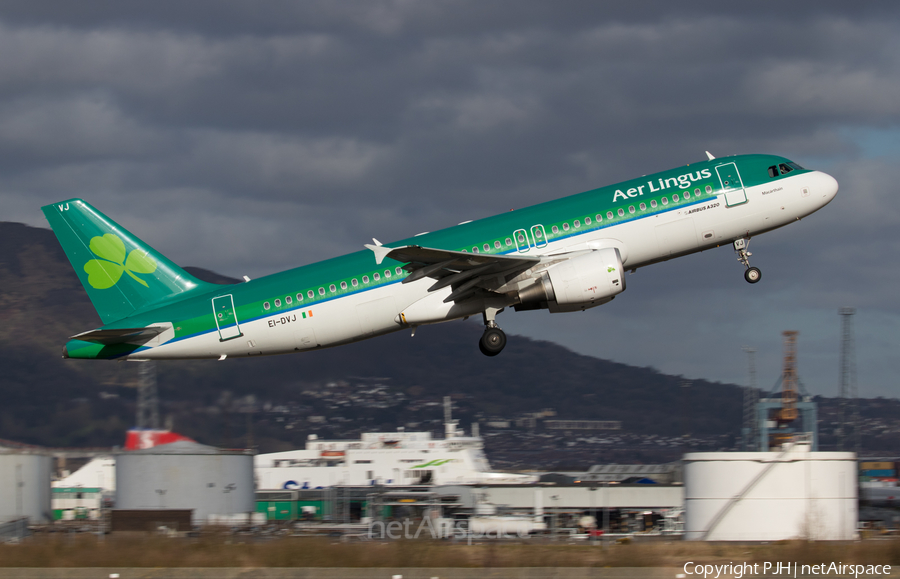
xmin=1 ymin=1 xmax=899 ymax=395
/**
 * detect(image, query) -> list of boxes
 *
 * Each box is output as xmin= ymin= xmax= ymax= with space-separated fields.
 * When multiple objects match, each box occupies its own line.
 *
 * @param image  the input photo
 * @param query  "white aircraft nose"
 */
xmin=815 ymin=171 xmax=839 ymax=204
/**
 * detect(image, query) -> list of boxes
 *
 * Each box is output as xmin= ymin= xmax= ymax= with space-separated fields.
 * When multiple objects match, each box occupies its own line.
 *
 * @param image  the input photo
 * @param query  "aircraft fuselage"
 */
xmin=46 ymin=154 xmax=838 ymax=360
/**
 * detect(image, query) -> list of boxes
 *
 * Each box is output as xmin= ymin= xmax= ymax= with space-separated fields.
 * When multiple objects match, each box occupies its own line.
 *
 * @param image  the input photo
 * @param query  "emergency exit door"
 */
xmin=212 ymin=294 xmax=242 ymax=341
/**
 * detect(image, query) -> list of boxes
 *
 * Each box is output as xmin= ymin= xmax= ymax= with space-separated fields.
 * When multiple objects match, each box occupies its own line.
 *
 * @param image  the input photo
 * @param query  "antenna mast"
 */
xmin=137 ymin=361 xmax=160 ymax=429
xmin=742 ymin=346 xmax=758 ymax=451
xmin=778 ymin=331 xmax=799 ymax=424
xmin=838 ymin=307 xmax=859 ymax=453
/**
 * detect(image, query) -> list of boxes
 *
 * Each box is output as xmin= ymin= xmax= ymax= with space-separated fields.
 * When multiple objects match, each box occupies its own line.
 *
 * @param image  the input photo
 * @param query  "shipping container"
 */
xmin=863 ymin=469 xmax=896 ymax=478
xmin=861 ymin=462 xmax=894 ymax=470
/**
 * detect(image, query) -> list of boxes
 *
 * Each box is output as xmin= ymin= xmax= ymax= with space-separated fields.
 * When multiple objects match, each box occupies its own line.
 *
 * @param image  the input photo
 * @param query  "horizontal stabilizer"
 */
xmin=70 ymin=326 xmax=166 ymax=345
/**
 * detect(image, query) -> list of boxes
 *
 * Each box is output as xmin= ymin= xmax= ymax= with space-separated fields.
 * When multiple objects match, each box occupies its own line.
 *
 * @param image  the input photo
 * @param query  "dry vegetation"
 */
xmin=3 ymin=535 xmax=900 ymax=568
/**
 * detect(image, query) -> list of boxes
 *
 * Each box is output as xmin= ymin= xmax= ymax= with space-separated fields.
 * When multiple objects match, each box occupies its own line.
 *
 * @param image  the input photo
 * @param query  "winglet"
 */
xmin=705 ymin=151 xmax=715 ymax=160
xmin=365 ymin=243 xmax=394 ymax=265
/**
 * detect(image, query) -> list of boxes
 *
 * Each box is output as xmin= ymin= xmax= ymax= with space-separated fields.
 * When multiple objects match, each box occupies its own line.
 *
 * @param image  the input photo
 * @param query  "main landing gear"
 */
xmin=479 ymin=307 xmax=507 ymax=356
xmin=733 ymin=238 xmax=761 ymax=284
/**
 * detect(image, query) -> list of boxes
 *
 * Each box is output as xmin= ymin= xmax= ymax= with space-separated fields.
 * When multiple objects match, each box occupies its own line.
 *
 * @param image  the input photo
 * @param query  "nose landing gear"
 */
xmin=734 ymin=238 xmax=761 ymax=284
xmin=479 ymin=307 xmax=507 ymax=356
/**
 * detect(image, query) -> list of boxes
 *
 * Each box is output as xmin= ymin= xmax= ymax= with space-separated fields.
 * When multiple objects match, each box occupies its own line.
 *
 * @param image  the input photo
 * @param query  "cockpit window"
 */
xmin=770 ymin=161 xmax=805 ymax=178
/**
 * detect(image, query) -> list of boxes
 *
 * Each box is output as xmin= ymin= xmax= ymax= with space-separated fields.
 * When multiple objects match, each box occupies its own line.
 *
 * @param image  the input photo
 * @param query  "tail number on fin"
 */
xmin=57 ymin=203 xmax=69 ymax=211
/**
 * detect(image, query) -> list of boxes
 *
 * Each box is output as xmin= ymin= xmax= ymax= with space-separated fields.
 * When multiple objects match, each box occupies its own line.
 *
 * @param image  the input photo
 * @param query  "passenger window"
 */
xmin=596 ymin=214 xmax=603 ymax=222
xmin=585 ymin=217 xmax=591 ymax=225
xmin=617 ymin=208 xmax=624 ymax=217
xmin=661 ymin=197 xmax=668 ymax=205
xmin=274 ymin=298 xmax=281 ymax=307
xmin=552 ymin=225 xmax=559 ymax=234
xmin=285 ymin=296 xmax=292 ymax=304
xmin=517 ymin=233 xmax=525 ymax=243
xmin=574 ymin=220 xmax=580 ymax=228
xmin=483 ymin=244 xmax=490 ymax=252
xmin=505 ymin=238 xmax=512 ymax=246
xmin=308 ymin=290 xmax=314 ymax=299
xmin=535 ymin=229 xmax=543 ymax=238
xmin=373 ymin=273 xmax=380 ymax=281
xmin=639 ymin=203 xmax=646 ymax=211
xmin=650 ymin=200 xmax=657 ymax=208
xmin=329 ymin=284 xmax=336 ymax=293
xmin=319 ymin=287 xmax=325 ymax=295
xmin=768 ymin=166 xmax=778 ymax=178
xmin=694 ymin=188 xmax=701 ymax=196
xmin=628 ymin=206 xmax=635 ymax=214
xmin=607 ymin=211 xmax=613 ymax=219
xmin=673 ymin=194 xmax=679 ymax=202
xmin=472 ymin=247 xmax=479 ymax=253
xmin=297 ymin=293 xmax=304 ymax=301
xmin=362 ymin=275 xmax=369 ymax=284
xmin=396 ymin=267 xmax=403 ymax=275
xmin=705 ymin=185 xmax=713 ymax=193
xmin=494 ymin=241 xmax=501 ymax=249
xmin=683 ymin=191 xmax=690 ymax=199
xmin=384 ymin=270 xmax=391 ymax=278
xmin=562 ymin=223 xmax=569 ymax=231
xmin=340 ymin=281 xmax=347 ymax=290
xmin=351 ymin=279 xmax=358 ymax=287
xmin=264 ymin=302 xmax=270 ymax=310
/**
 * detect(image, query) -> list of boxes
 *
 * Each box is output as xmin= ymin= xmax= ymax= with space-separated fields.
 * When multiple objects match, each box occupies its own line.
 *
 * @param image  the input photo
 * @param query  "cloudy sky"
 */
xmin=2 ymin=2 xmax=899 ymax=396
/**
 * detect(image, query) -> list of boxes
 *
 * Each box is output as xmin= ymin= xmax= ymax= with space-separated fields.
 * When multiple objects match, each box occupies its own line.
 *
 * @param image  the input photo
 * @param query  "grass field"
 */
xmin=2 ymin=535 xmax=900 ymax=568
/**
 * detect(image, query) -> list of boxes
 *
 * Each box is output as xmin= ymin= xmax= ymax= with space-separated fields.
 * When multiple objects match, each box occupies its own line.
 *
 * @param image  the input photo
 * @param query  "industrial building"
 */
xmin=52 ymin=487 xmax=103 ymax=521
xmin=256 ymin=482 xmax=684 ymax=537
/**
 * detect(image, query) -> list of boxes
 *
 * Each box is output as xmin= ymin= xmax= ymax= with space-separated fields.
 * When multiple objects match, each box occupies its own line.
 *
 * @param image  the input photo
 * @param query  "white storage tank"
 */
xmin=115 ymin=441 xmax=254 ymax=524
xmin=684 ymin=439 xmax=856 ymax=541
xmin=0 ymin=448 xmax=52 ymax=523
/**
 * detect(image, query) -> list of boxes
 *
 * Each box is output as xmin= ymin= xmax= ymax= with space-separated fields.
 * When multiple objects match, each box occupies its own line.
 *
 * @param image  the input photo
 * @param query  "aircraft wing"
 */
xmin=69 ymin=326 xmax=167 ymax=345
xmin=365 ymin=244 xmax=539 ymax=303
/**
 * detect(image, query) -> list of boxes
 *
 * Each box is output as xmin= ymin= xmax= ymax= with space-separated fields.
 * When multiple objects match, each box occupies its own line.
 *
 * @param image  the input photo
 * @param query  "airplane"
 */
xmin=43 ymin=152 xmax=838 ymax=361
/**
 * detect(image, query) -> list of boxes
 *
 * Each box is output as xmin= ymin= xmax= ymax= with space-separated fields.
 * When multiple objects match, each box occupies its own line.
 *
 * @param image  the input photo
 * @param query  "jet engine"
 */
xmin=515 ymin=248 xmax=625 ymax=313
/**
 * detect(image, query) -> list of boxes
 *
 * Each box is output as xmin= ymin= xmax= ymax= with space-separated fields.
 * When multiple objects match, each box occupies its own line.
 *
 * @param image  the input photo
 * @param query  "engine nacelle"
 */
xmin=516 ymin=248 xmax=625 ymax=313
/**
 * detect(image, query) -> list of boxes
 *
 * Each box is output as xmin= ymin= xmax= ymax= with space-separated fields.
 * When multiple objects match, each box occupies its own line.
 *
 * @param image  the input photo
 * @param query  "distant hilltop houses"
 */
xmin=482 ymin=409 xmax=621 ymax=432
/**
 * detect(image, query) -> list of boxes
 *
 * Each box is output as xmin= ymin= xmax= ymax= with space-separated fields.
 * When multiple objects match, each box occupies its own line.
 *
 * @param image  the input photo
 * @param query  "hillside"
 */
xmin=2 ymin=221 xmax=895 ymax=467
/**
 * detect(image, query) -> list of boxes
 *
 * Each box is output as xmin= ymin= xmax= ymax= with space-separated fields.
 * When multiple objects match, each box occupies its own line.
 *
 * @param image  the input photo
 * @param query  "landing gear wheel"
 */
xmin=744 ymin=267 xmax=762 ymax=284
xmin=479 ymin=328 xmax=507 ymax=356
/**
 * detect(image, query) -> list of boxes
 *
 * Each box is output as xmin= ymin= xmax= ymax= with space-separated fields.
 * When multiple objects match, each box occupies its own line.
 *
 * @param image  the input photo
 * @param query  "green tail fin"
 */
xmin=41 ymin=198 xmax=222 ymax=324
